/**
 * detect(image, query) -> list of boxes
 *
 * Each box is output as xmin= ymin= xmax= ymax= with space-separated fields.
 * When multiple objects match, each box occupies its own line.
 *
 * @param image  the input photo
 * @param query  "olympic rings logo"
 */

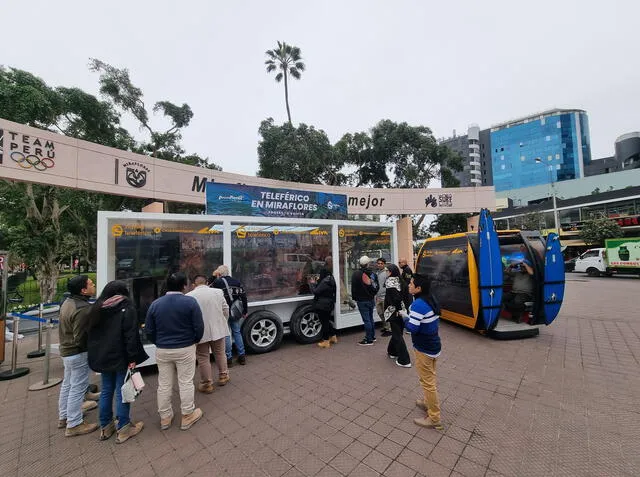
xmin=10 ymin=151 xmax=55 ymax=171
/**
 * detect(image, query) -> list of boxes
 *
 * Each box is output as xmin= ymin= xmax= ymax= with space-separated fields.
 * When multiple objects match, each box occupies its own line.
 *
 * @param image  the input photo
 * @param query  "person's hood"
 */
xmin=102 ymin=295 xmax=127 ymax=309
xmin=385 ymin=276 xmax=401 ymax=292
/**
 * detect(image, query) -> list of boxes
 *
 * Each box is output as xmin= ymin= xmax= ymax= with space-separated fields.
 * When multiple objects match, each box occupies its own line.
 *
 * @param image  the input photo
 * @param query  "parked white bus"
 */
xmin=97 ymin=212 xmax=397 ymax=365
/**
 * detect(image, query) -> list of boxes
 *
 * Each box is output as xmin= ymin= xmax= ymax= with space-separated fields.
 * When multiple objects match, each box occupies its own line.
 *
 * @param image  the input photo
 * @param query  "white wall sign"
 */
xmin=0 ymin=118 xmax=495 ymax=214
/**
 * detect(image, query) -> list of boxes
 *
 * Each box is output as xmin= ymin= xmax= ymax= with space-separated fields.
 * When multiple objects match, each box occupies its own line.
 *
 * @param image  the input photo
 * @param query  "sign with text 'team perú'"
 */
xmin=0 ymin=118 xmax=496 ymax=214
xmin=206 ymin=182 xmax=348 ymax=219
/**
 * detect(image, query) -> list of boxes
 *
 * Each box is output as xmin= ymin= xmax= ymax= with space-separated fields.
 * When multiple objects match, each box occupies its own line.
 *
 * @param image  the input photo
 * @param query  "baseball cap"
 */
xmin=359 ymin=256 xmax=371 ymax=266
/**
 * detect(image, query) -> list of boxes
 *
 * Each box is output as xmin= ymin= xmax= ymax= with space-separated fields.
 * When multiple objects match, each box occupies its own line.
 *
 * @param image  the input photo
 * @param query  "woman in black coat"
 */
xmin=87 ymin=280 xmax=148 ymax=444
xmin=310 ymin=257 xmax=337 ymax=348
xmin=384 ymin=264 xmax=411 ymax=367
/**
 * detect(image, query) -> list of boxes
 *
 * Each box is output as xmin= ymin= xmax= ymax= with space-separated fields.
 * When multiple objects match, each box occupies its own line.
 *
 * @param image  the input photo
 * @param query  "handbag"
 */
xmin=221 ymin=277 xmax=244 ymax=321
xmin=121 ymin=368 xmax=144 ymax=403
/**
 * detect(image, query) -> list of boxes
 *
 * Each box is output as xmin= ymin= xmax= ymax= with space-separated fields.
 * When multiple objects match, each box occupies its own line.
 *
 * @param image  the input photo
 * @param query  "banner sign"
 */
xmin=206 ymin=182 xmax=348 ymax=219
xmin=1 ymin=118 xmax=496 ymax=214
xmin=605 ymin=238 xmax=640 ymax=268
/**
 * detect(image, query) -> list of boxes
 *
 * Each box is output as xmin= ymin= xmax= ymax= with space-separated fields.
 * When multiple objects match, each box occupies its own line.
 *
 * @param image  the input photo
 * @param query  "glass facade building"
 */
xmin=490 ymin=109 xmax=591 ymax=192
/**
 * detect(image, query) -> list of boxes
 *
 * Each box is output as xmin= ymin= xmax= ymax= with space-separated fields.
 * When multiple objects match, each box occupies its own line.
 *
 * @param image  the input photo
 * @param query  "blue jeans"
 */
xmin=99 ymin=371 xmax=130 ymax=430
xmin=225 ymin=318 xmax=245 ymax=359
xmin=357 ymin=300 xmax=376 ymax=342
xmin=58 ymin=352 xmax=90 ymax=428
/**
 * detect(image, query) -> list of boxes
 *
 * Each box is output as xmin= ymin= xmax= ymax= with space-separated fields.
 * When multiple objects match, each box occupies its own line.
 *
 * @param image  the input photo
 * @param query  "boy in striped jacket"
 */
xmin=399 ymin=273 xmax=443 ymax=430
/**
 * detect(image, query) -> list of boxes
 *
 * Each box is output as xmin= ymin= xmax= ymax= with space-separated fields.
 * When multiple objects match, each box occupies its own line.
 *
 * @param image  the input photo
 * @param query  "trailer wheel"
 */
xmin=242 ymin=311 xmax=284 ymax=354
xmin=290 ymin=304 xmax=323 ymax=344
xmin=586 ymin=267 xmax=601 ymax=277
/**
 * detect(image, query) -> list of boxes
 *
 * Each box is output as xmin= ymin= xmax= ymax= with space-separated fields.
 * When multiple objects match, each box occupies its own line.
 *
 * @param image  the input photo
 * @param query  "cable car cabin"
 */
xmin=415 ymin=209 xmax=564 ymax=339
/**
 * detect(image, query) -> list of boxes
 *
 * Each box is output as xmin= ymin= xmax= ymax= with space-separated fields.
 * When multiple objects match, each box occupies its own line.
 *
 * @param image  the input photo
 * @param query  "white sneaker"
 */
xmin=388 ymin=354 xmax=398 ymax=359
xmin=395 ymin=359 xmax=412 ymax=368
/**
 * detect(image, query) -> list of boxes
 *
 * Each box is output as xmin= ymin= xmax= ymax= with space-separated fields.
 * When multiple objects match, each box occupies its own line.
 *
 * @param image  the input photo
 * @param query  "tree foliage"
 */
xmin=335 ymin=120 xmax=463 ymax=188
xmin=580 ymin=216 xmax=623 ymax=246
xmin=0 ymin=63 xmax=213 ymax=299
xmin=428 ymin=213 xmax=469 ymax=236
xmin=257 ymin=118 xmax=346 ymax=185
xmin=0 ymin=66 xmax=140 ymax=300
xmin=520 ymin=211 xmax=544 ymax=231
xmin=265 ymin=42 xmax=305 ymax=124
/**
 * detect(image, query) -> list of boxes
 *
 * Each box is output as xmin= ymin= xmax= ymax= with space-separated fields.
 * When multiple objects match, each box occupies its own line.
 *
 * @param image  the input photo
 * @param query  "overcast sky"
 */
xmin=3 ymin=0 xmax=639 ymax=176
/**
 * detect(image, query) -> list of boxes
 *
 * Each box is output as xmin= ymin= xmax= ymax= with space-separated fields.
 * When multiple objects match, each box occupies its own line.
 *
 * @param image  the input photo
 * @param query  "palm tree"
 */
xmin=265 ymin=41 xmax=305 ymax=124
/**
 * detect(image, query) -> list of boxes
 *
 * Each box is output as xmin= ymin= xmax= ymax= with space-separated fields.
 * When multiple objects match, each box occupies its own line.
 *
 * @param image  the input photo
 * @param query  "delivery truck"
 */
xmin=573 ymin=237 xmax=640 ymax=277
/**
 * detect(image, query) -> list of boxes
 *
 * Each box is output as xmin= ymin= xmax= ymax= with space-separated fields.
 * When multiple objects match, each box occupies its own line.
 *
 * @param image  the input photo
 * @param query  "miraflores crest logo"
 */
xmin=0 ymin=130 xmax=56 ymax=171
xmin=122 ymin=161 xmax=150 ymax=188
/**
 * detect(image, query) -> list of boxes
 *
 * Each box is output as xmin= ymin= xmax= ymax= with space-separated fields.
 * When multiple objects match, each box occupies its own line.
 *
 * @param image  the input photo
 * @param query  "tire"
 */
xmin=586 ymin=267 xmax=601 ymax=277
xmin=290 ymin=304 xmax=323 ymax=344
xmin=241 ymin=310 xmax=284 ymax=354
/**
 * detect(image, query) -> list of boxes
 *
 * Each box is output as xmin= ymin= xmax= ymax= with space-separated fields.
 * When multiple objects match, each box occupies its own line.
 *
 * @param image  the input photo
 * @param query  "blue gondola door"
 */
xmin=542 ymin=233 xmax=565 ymax=325
xmin=478 ymin=209 xmax=503 ymax=330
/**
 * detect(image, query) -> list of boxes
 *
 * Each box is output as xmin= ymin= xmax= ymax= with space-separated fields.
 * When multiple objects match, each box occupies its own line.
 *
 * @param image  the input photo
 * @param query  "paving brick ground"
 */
xmin=1 ymin=275 xmax=639 ymax=477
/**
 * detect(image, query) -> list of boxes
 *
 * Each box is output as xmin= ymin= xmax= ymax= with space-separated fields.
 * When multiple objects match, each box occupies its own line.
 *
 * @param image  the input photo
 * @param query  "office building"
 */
xmin=490 ymin=109 xmax=591 ymax=192
xmin=440 ymin=125 xmax=483 ymax=187
xmin=585 ymin=132 xmax=640 ymax=176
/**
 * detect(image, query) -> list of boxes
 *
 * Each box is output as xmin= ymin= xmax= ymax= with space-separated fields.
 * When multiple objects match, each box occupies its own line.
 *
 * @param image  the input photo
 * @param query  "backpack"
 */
xmin=221 ymin=278 xmax=244 ymax=321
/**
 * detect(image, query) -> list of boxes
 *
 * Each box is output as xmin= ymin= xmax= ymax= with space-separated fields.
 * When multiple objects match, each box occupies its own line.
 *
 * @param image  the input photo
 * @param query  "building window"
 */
xmin=501 ymin=164 xmax=505 ymax=170
xmin=501 ymin=155 xmax=504 ymax=160
xmin=520 ymin=156 xmax=526 ymax=161
xmin=556 ymin=164 xmax=561 ymax=170
xmin=546 ymin=135 xmax=551 ymax=141
xmin=557 ymin=121 xmax=561 ymax=128
xmin=556 ymin=153 xmax=560 ymax=160
xmin=548 ymin=155 xmax=552 ymax=161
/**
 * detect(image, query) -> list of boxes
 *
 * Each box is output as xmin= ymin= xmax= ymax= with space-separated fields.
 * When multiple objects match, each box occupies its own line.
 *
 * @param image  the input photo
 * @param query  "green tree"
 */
xmin=0 ymin=66 xmax=136 ymax=300
xmin=580 ymin=216 xmax=623 ymax=246
xmin=521 ymin=211 xmax=544 ymax=231
xmin=257 ymin=118 xmax=346 ymax=185
xmin=428 ymin=214 xmax=469 ymax=236
xmin=265 ymin=42 xmax=305 ymax=124
xmin=335 ymin=120 xmax=463 ymax=188
xmin=89 ymin=58 xmax=219 ymax=213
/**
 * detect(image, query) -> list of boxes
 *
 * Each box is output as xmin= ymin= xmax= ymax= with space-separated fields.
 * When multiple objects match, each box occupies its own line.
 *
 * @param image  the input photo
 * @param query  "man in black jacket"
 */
xmin=350 ymin=256 xmax=378 ymax=346
xmin=310 ymin=256 xmax=337 ymax=348
xmin=211 ymin=265 xmax=248 ymax=366
xmin=399 ymin=258 xmax=414 ymax=309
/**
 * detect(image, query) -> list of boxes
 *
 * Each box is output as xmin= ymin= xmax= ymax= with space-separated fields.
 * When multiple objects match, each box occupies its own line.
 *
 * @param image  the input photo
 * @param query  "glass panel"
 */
xmin=230 ymin=224 xmax=332 ymax=301
xmin=337 ymin=226 xmax=392 ymax=313
xmin=110 ymin=219 xmax=224 ymax=326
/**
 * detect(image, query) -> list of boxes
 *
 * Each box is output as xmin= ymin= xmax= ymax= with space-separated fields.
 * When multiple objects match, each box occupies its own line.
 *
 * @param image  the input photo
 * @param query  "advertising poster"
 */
xmin=206 ymin=182 xmax=348 ymax=219
xmin=605 ymin=238 xmax=640 ymax=268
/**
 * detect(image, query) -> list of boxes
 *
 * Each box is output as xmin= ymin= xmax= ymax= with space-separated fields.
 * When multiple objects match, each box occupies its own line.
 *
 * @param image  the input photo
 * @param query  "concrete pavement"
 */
xmin=1 ymin=274 xmax=639 ymax=476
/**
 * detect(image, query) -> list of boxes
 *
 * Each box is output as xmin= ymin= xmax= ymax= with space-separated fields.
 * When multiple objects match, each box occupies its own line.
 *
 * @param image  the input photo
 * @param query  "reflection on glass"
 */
xmin=230 ymin=224 xmax=332 ymax=301
xmin=338 ymin=226 xmax=392 ymax=313
xmin=112 ymin=220 xmax=224 ymax=328
xmin=417 ymin=235 xmax=472 ymax=317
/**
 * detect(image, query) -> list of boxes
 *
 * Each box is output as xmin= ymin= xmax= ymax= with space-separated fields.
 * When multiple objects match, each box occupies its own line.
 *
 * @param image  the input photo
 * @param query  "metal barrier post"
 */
xmin=0 ymin=314 xmax=30 ymax=380
xmin=27 ymin=303 xmax=46 ymax=358
xmin=28 ymin=313 xmax=61 ymax=391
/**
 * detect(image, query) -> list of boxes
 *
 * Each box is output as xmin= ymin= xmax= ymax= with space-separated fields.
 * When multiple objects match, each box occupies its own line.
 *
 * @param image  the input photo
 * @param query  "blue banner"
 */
xmin=206 ymin=182 xmax=348 ymax=219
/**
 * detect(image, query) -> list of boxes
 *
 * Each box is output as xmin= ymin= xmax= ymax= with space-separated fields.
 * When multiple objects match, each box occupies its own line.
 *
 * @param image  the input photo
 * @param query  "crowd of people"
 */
xmin=56 ymin=265 xmax=249 ymax=443
xmin=315 ymin=255 xmax=443 ymax=430
xmin=56 ymin=254 xmax=443 ymax=443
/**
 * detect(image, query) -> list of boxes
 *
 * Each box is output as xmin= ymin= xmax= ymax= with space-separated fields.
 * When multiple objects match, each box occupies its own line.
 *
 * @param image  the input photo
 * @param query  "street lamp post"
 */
xmin=535 ymin=158 xmax=560 ymax=234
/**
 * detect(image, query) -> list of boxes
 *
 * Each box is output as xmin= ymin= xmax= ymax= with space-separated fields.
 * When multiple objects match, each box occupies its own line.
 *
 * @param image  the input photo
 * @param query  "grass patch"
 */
xmin=9 ymin=272 xmax=97 ymax=311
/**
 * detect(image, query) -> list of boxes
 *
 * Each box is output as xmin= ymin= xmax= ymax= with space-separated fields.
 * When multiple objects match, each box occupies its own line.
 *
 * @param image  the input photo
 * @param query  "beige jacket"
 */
xmin=186 ymin=285 xmax=229 ymax=342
